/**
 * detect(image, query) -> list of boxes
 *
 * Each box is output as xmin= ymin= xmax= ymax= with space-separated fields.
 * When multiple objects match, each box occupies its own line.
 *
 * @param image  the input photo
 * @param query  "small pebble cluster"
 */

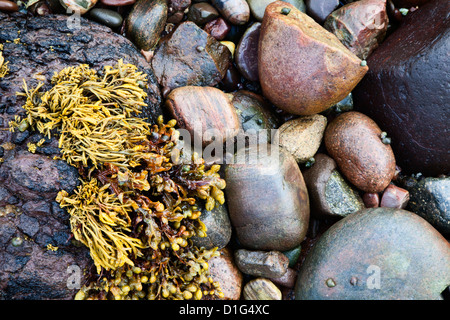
xmin=0 ymin=0 xmax=448 ymax=301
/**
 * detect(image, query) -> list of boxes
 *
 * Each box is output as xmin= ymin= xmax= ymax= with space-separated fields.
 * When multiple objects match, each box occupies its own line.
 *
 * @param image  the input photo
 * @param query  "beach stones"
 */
xmin=258 ymin=2 xmax=368 ymax=116
xmin=152 ymin=21 xmax=231 ymax=93
xmin=353 ymin=0 xmax=450 ymax=176
xmin=235 ymin=22 xmax=261 ymax=82
xmin=208 ymin=247 xmax=243 ymax=300
xmin=324 ymin=0 xmax=389 ymax=60
xmin=295 ymin=208 xmax=450 ymax=299
xmin=401 ymin=176 xmax=450 ymax=235
xmin=165 ymin=86 xmax=240 ymax=146
xmin=225 ymin=144 xmax=310 ymax=251
xmin=125 ymin=0 xmax=167 ymax=51
xmin=275 ymin=114 xmax=327 ymax=163
xmin=324 ymin=112 xmax=396 ymax=193
xmin=211 ymin=0 xmax=250 ymax=25
xmin=305 ymin=0 xmax=339 ymax=23
xmin=303 ymin=153 xmax=365 ymax=219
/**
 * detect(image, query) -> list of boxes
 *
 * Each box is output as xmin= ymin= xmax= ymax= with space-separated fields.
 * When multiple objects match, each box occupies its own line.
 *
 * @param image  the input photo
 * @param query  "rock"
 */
xmin=100 ymin=0 xmax=135 ymax=6
xmin=152 ymin=21 xmax=231 ymax=93
xmin=401 ymin=176 xmax=450 ymax=235
xmin=89 ymin=8 xmax=123 ymax=29
xmin=258 ymin=2 xmax=368 ymax=116
xmin=191 ymin=203 xmax=232 ymax=250
xmin=219 ymin=63 xmax=242 ymax=92
xmin=235 ymin=22 xmax=261 ymax=82
xmin=234 ymin=249 xmax=289 ymax=278
xmin=125 ymin=0 xmax=168 ymax=51
xmin=303 ymin=153 xmax=365 ymax=219
xmin=392 ymin=0 xmax=431 ymax=7
xmin=275 ymin=114 xmax=327 ymax=163
xmin=60 ymin=0 xmax=98 ymax=14
xmin=247 ymin=0 xmax=306 ymax=21
xmin=380 ymin=183 xmax=409 ymax=209
xmin=282 ymin=245 xmax=302 ymax=268
xmin=352 ymin=0 xmax=449 ymax=176
xmin=211 ymin=0 xmax=250 ymax=25
xmin=324 ymin=0 xmax=389 ymax=60
xmin=295 ymin=208 xmax=450 ymax=299
xmin=0 ymin=13 xmax=162 ymax=299
xmin=165 ymin=86 xmax=240 ymax=146
xmin=270 ymin=267 xmax=297 ymax=288
xmin=305 ymin=0 xmax=339 ymax=23
xmin=225 ymin=143 xmax=310 ymax=251
xmin=169 ymin=0 xmax=191 ymax=11
xmin=204 ymin=17 xmax=231 ymax=40
xmin=363 ymin=192 xmax=380 ymax=208
xmin=208 ymin=247 xmax=243 ymax=300
xmin=324 ymin=111 xmax=396 ymax=193
xmin=0 ymin=0 xmax=18 ymax=12
xmin=187 ymin=2 xmax=219 ymax=25
xmin=243 ymin=278 xmax=282 ymax=300
xmin=231 ymin=90 xmax=279 ymax=144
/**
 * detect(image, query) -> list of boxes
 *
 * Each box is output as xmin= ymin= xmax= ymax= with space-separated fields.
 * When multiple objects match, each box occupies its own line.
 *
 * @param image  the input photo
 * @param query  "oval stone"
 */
xmin=89 ymin=8 xmax=123 ymax=29
xmin=295 ymin=208 xmax=450 ymax=299
xmin=235 ymin=22 xmax=261 ymax=82
xmin=211 ymin=0 xmax=250 ymax=25
xmin=225 ymin=143 xmax=310 ymax=251
xmin=324 ymin=111 xmax=396 ymax=193
xmin=100 ymin=0 xmax=135 ymax=6
xmin=258 ymin=2 xmax=368 ymax=115
xmin=0 ymin=0 xmax=18 ymax=12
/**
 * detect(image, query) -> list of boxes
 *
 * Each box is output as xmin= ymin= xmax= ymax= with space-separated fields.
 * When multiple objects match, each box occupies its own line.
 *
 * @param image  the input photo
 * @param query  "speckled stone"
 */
xmin=234 ymin=249 xmax=289 ymax=278
xmin=324 ymin=111 xmax=396 ymax=193
xmin=208 ymin=247 xmax=243 ymax=300
xmin=243 ymin=278 xmax=282 ymax=300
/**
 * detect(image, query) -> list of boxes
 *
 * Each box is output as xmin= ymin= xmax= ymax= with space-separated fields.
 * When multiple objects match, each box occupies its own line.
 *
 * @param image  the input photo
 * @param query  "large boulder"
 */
xmin=353 ymin=0 xmax=450 ymax=176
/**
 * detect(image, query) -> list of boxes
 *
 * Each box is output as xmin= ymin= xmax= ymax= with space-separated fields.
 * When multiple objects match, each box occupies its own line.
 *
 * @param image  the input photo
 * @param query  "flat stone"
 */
xmin=235 ymin=22 xmax=261 ymax=82
xmin=243 ymin=278 xmax=282 ymax=300
xmin=258 ymin=2 xmax=368 ymax=115
xmin=152 ymin=21 xmax=231 ymax=92
xmin=324 ymin=111 xmax=396 ymax=193
xmin=380 ymin=183 xmax=409 ymax=209
xmin=352 ymin=0 xmax=450 ymax=176
xmin=234 ymin=249 xmax=289 ymax=278
xmin=208 ymin=247 xmax=243 ymax=300
xmin=165 ymin=86 xmax=240 ymax=146
xmin=295 ymin=208 xmax=450 ymax=299
xmin=211 ymin=0 xmax=250 ymax=25
xmin=225 ymin=143 xmax=310 ymax=251
xmin=401 ymin=176 xmax=450 ymax=235
xmin=324 ymin=0 xmax=389 ymax=60
xmin=303 ymin=153 xmax=365 ymax=218
xmin=275 ymin=114 xmax=327 ymax=163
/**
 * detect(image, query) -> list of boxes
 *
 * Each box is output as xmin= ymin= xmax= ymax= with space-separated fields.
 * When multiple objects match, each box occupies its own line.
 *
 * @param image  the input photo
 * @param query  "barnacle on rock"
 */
xmin=14 ymin=61 xmax=226 ymax=300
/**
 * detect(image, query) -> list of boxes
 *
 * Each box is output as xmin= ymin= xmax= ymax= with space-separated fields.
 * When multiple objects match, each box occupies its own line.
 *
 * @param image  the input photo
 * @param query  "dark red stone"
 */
xmin=235 ymin=22 xmax=260 ymax=82
xmin=204 ymin=17 xmax=231 ymax=40
xmin=363 ymin=193 xmax=380 ymax=208
xmin=353 ymin=0 xmax=450 ymax=176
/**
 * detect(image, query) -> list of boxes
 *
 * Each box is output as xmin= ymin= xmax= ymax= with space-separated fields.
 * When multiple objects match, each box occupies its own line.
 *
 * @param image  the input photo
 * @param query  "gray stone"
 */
xmin=234 ymin=249 xmax=289 ymax=278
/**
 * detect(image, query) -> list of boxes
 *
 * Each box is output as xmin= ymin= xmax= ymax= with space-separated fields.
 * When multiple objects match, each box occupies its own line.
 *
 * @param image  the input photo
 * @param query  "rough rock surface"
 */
xmin=0 ymin=13 xmax=162 ymax=300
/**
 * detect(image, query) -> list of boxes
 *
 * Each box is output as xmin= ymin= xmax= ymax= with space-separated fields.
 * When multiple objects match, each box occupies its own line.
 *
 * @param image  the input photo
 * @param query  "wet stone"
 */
xmin=234 ymin=249 xmax=289 ymax=278
xmin=305 ymin=0 xmax=339 ymax=23
xmin=204 ymin=17 xmax=231 ymax=40
xmin=211 ymin=0 xmax=250 ymax=25
xmin=89 ymin=8 xmax=123 ymax=29
xmin=0 ymin=0 xmax=18 ymax=12
xmin=235 ymin=22 xmax=261 ymax=82
xmin=187 ymin=2 xmax=219 ymax=25
xmin=380 ymin=183 xmax=409 ymax=209
xmin=363 ymin=192 xmax=380 ymax=208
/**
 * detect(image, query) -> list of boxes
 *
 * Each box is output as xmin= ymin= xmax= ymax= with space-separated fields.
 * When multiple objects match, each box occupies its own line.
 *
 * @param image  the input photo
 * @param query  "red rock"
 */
xmin=165 ymin=86 xmax=240 ymax=146
xmin=324 ymin=111 xmax=396 ymax=193
xmin=204 ymin=17 xmax=231 ymax=40
xmin=100 ymin=0 xmax=135 ymax=6
xmin=258 ymin=2 xmax=368 ymax=116
xmin=380 ymin=184 xmax=409 ymax=209
xmin=324 ymin=0 xmax=389 ymax=60
xmin=363 ymin=193 xmax=380 ymax=208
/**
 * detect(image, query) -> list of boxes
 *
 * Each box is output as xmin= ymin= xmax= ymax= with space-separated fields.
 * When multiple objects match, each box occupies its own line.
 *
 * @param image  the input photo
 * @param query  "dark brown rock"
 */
xmin=363 ymin=192 xmax=380 ymax=208
xmin=225 ymin=143 xmax=310 ymax=251
xmin=235 ymin=22 xmax=261 ymax=82
xmin=380 ymin=183 xmax=409 ymax=209
xmin=258 ymin=2 xmax=368 ymax=115
xmin=305 ymin=0 xmax=339 ymax=23
xmin=324 ymin=0 xmax=389 ymax=60
xmin=165 ymin=86 xmax=240 ymax=146
xmin=203 ymin=17 xmax=231 ymax=40
xmin=295 ymin=208 xmax=450 ymax=299
xmin=353 ymin=0 xmax=450 ymax=176
xmin=0 ymin=0 xmax=18 ymax=12
xmin=188 ymin=2 xmax=219 ymax=25
xmin=152 ymin=21 xmax=231 ymax=92
xmin=324 ymin=112 xmax=396 ymax=193
xmin=208 ymin=247 xmax=243 ymax=300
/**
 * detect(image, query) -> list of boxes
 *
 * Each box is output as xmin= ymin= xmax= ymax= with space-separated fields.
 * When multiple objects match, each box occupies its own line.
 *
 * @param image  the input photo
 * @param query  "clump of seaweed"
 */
xmin=12 ymin=60 xmax=226 ymax=300
xmin=0 ymin=44 xmax=9 ymax=78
